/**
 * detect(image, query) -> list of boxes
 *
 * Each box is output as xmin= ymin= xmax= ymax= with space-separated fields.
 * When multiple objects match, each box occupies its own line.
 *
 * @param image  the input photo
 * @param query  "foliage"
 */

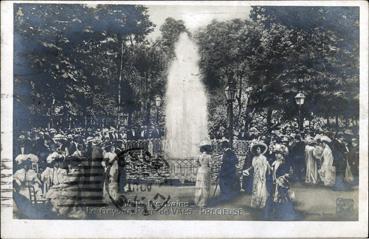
xmin=195 ymin=6 xmax=359 ymax=133
xmin=14 ymin=4 xmax=163 ymax=128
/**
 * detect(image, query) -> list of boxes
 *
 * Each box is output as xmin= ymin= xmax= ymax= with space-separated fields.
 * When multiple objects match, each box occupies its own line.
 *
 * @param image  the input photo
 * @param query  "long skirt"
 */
xmin=194 ymin=167 xmax=211 ymax=207
xmin=251 ymin=175 xmax=268 ymax=208
xmin=318 ymin=166 xmax=336 ymax=186
xmin=305 ymin=157 xmax=318 ymax=184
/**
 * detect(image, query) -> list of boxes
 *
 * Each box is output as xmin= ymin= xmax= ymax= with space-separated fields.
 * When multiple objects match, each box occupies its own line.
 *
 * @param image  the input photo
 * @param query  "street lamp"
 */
xmin=155 ymin=95 xmax=162 ymax=125
xmin=295 ymin=92 xmax=306 ymax=132
xmin=225 ymin=83 xmax=237 ymax=147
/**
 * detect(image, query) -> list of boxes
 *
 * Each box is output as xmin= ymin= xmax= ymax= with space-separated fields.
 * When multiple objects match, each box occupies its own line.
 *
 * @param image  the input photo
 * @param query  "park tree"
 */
xmin=195 ymin=6 xmax=359 ymax=135
xmin=14 ymin=4 xmax=157 ymax=129
xmin=250 ymin=6 xmax=359 ymax=131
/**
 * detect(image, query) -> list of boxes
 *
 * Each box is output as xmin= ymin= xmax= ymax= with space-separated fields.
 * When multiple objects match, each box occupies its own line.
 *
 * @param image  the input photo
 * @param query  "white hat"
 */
xmin=320 ymin=135 xmax=332 ymax=143
xmin=47 ymin=152 xmax=61 ymax=164
xmin=273 ymin=144 xmax=289 ymax=155
xmin=27 ymin=154 xmax=39 ymax=163
xmin=250 ymin=141 xmax=268 ymax=155
xmin=199 ymin=139 xmax=212 ymax=147
xmin=15 ymin=154 xmax=27 ymax=164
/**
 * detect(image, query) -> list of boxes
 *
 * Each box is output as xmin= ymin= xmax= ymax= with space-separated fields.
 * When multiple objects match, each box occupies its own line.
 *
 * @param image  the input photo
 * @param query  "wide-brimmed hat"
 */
xmin=199 ymin=139 xmax=212 ymax=148
xmin=27 ymin=154 xmax=39 ymax=163
xmin=320 ymin=135 xmax=332 ymax=143
xmin=47 ymin=152 xmax=62 ymax=164
xmin=250 ymin=141 xmax=268 ymax=155
xmin=15 ymin=154 xmax=28 ymax=164
xmin=273 ymin=144 xmax=289 ymax=156
xmin=199 ymin=139 xmax=212 ymax=152
xmin=220 ymin=137 xmax=230 ymax=148
xmin=305 ymin=136 xmax=316 ymax=145
xmin=53 ymin=134 xmax=67 ymax=141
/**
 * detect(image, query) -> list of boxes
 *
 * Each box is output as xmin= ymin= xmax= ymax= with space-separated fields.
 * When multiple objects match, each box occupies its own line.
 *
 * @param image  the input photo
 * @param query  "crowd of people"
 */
xmin=12 ymin=122 xmax=359 ymax=220
xmin=12 ymin=124 xmax=167 ymax=218
xmin=194 ymin=125 xmax=359 ymax=220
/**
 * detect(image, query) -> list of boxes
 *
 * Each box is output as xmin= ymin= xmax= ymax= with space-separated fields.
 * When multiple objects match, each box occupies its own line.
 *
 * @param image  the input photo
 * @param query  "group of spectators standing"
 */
xmin=194 ymin=126 xmax=359 ymax=220
xmin=12 ymin=125 xmax=165 ymax=218
xmin=12 ymin=123 xmax=359 ymax=220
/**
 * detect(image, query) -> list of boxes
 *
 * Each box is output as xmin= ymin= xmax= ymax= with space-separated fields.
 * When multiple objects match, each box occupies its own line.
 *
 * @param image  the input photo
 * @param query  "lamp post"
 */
xmin=295 ymin=92 xmax=306 ymax=132
xmin=225 ymin=81 xmax=237 ymax=148
xmin=155 ymin=95 xmax=162 ymax=125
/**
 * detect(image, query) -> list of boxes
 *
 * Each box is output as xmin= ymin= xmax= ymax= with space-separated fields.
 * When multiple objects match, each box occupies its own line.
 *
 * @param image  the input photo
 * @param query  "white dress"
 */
xmin=103 ymin=159 xmax=119 ymax=202
xmin=251 ymin=155 xmax=270 ymax=208
xmin=305 ymin=145 xmax=318 ymax=184
xmin=14 ymin=168 xmax=43 ymax=201
xmin=318 ymin=145 xmax=336 ymax=186
xmin=194 ymin=153 xmax=211 ymax=207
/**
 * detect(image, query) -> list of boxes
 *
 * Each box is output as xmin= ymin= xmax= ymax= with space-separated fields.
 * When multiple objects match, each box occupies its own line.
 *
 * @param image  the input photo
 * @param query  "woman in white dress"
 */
xmin=318 ymin=136 xmax=336 ymax=186
xmin=102 ymin=145 xmax=119 ymax=202
xmin=305 ymin=136 xmax=318 ymax=184
xmin=14 ymin=158 xmax=43 ymax=201
xmin=244 ymin=142 xmax=270 ymax=209
xmin=194 ymin=140 xmax=212 ymax=207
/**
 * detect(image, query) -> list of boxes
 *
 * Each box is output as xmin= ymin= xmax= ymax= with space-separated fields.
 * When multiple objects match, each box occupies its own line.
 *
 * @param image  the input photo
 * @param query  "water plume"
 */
xmin=164 ymin=32 xmax=209 ymax=159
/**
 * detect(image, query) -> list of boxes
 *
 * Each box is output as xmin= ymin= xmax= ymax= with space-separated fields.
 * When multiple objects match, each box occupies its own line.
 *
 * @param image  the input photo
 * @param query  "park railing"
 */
xmin=123 ymin=138 xmax=250 ymax=156
xmin=122 ymin=139 xmax=250 ymax=184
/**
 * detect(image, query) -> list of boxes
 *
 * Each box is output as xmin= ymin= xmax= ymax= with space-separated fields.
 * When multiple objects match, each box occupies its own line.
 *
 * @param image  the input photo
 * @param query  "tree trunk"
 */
xmin=236 ymin=75 xmax=243 ymax=123
xmin=117 ymin=36 xmax=124 ymax=114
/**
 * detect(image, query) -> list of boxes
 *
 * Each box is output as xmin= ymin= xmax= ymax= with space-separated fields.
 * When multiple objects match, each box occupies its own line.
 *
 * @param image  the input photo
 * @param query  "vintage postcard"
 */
xmin=1 ymin=0 xmax=368 ymax=238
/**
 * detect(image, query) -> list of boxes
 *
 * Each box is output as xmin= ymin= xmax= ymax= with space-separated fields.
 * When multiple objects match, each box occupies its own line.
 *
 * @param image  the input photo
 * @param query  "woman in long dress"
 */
xmin=244 ymin=142 xmax=270 ymax=209
xmin=305 ymin=137 xmax=318 ymax=184
xmin=318 ymin=137 xmax=336 ymax=186
xmin=194 ymin=140 xmax=212 ymax=207
xmin=14 ymin=158 xmax=43 ymax=201
xmin=102 ymin=145 xmax=119 ymax=202
xmin=268 ymin=144 xmax=299 ymax=220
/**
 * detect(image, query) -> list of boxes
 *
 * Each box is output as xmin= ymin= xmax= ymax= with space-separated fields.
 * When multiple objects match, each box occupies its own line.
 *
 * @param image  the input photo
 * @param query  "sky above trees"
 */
xmin=146 ymin=5 xmax=251 ymax=39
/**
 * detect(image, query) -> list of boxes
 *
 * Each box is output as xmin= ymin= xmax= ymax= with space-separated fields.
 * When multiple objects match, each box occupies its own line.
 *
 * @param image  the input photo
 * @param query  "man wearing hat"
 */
xmin=218 ymin=138 xmax=240 ymax=201
xmin=288 ymin=134 xmax=305 ymax=182
xmin=331 ymin=132 xmax=350 ymax=190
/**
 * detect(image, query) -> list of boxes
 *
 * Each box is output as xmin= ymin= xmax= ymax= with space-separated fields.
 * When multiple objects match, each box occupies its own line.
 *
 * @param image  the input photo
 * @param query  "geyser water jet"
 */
xmin=164 ymin=33 xmax=209 ymax=159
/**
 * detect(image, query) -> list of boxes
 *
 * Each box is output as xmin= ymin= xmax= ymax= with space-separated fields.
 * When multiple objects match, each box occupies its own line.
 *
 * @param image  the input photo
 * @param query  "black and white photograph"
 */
xmin=1 ymin=1 xmax=368 ymax=238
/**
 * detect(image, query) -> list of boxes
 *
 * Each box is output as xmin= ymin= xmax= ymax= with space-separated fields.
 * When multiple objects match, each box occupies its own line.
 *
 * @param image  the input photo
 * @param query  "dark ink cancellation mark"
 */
xmin=105 ymin=148 xmax=171 ymax=216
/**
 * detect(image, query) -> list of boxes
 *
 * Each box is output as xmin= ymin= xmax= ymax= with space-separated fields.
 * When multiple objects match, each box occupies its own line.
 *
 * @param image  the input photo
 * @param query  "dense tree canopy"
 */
xmin=195 ymin=6 xmax=359 ymax=133
xmin=14 ymin=4 xmax=359 ymax=134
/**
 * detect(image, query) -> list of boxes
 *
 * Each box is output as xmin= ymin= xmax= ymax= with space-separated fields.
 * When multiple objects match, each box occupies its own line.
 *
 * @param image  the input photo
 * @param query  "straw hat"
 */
xmin=27 ymin=154 xmax=39 ymax=163
xmin=273 ymin=144 xmax=289 ymax=156
xmin=250 ymin=141 xmax=268 ymax=155
xmin=15 ymin=154 xmax=28 ymax=164
xmin=305 ymin=135 xmax=315 ymax=145
xmin=47 ymin=152 xmax=62 ymax=164
xmin=199 ymin=139 xmax=212 ymax=147
xmin=320 ymin=135 xmax=332 ymax=143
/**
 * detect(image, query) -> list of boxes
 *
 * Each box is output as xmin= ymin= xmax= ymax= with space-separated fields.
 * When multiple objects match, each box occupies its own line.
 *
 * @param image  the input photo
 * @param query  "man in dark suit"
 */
xmin=218 ymin=138 xmax=240 ymax=201
xmin=150 ymin=125 xmax=161 ymax=139
xmin=289 ymin=134 xmax=305 ymax=182
xmin=331 ymin=133 xmax=350 ymax=190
